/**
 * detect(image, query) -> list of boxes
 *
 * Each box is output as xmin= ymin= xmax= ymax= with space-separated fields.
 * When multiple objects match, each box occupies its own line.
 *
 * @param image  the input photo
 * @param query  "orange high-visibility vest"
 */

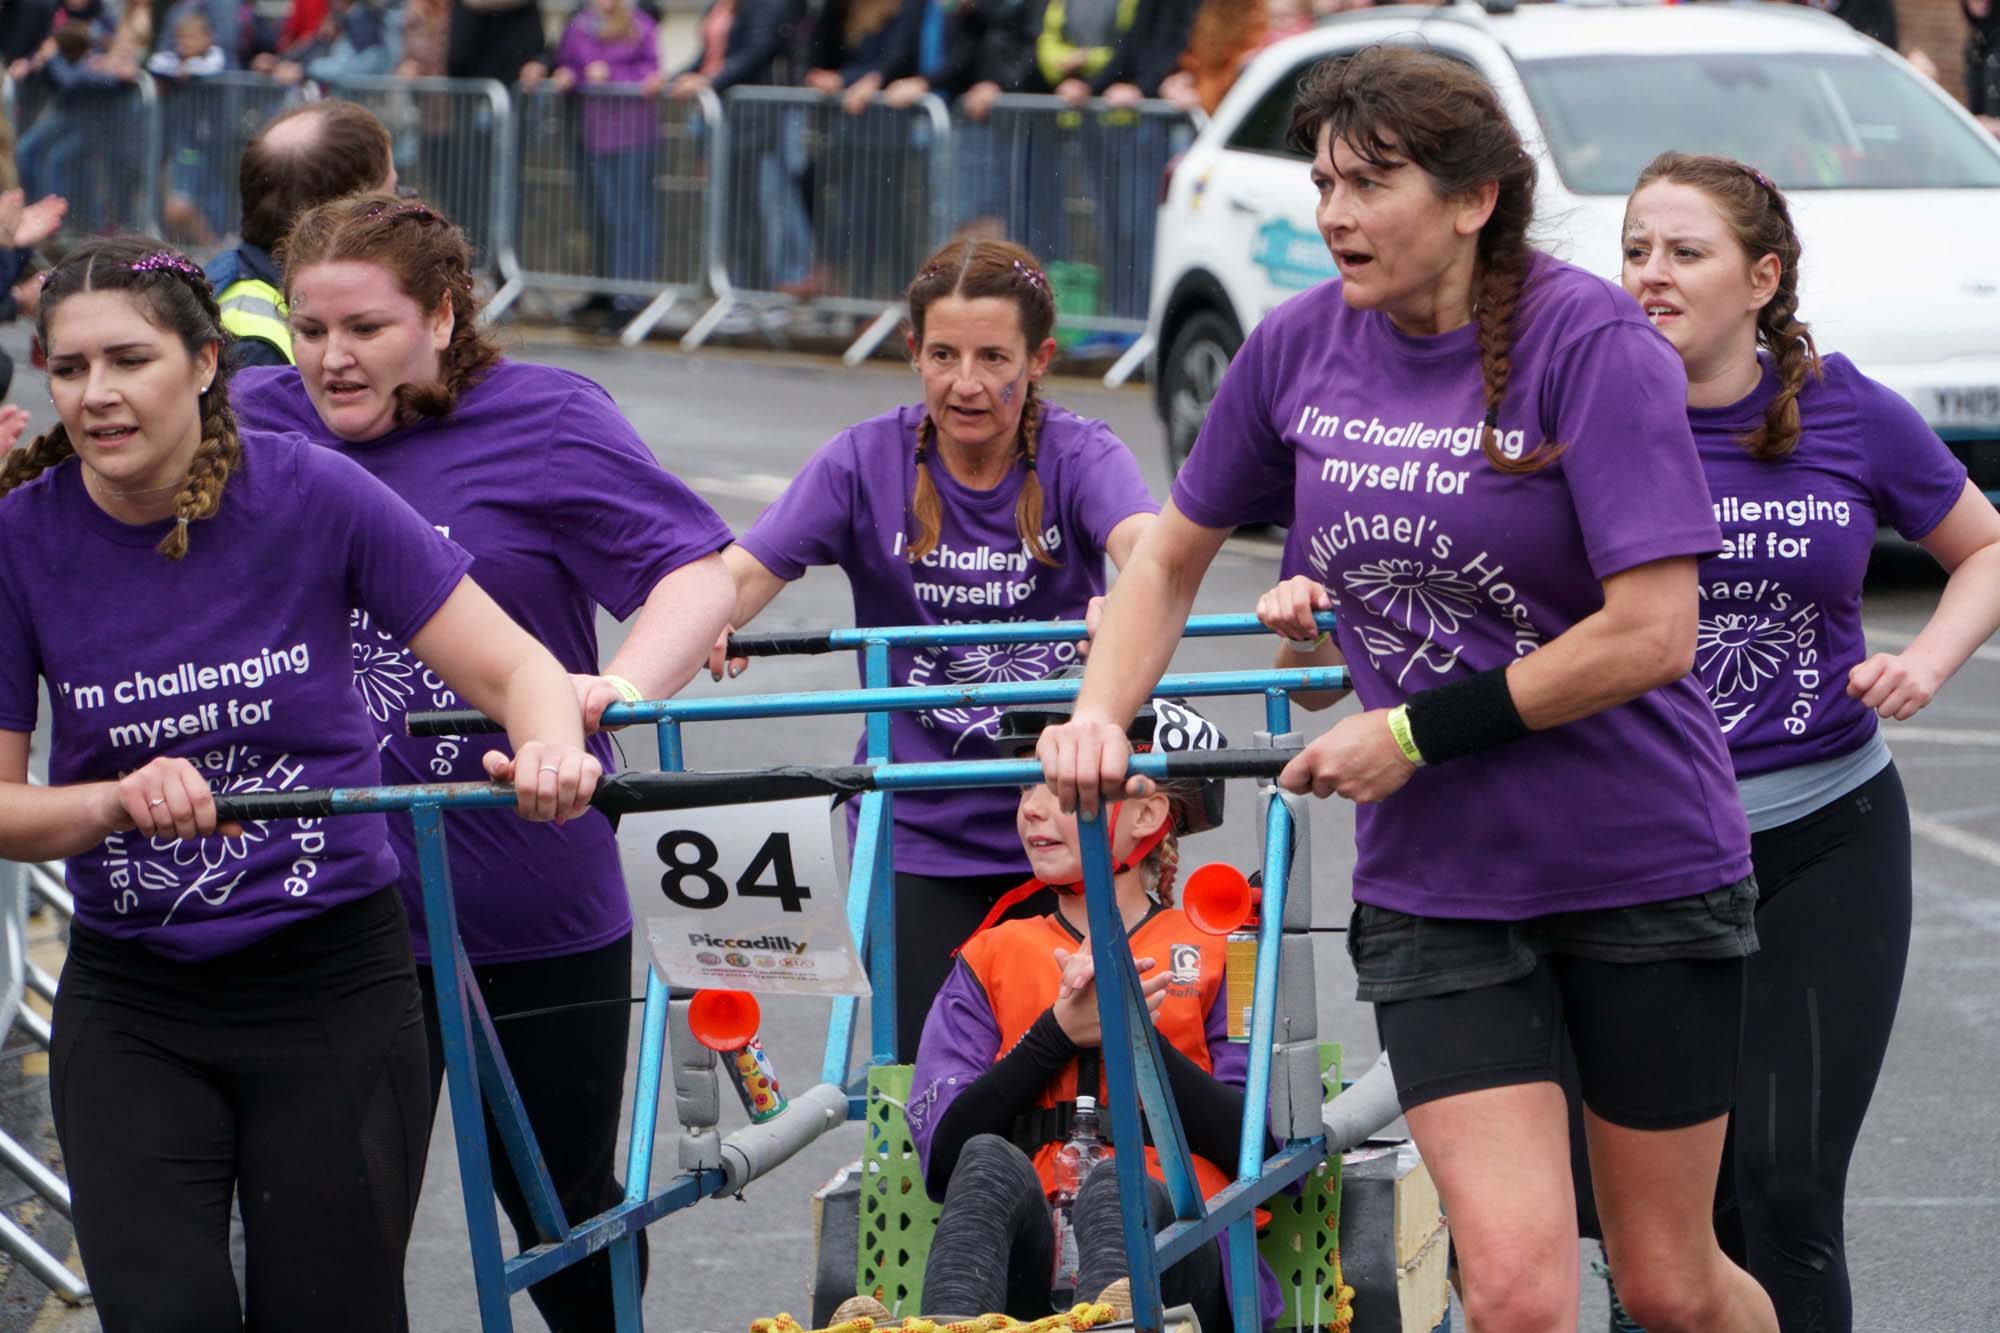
xmin=958 ymin=908 xmax=1233 ymax=1199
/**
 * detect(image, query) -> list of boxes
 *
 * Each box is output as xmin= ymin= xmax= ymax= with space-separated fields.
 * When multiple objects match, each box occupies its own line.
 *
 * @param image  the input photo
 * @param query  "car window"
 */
xmin=1519 ymin=52 xmax=2000 ymax=193
xmin=1228 ymin=59 xmax=1318 ymax=159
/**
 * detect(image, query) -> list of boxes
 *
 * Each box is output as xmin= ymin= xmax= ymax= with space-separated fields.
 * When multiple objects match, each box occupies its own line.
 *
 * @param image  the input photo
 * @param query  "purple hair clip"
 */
xmin=366 ymin=200 xmax=436 ymax=223
xmin=1011 ymin=259 xmax=1048 ymax=294
xmin=1742 ymin=163 xmax=1778 ymax=194
xmin=129 ymin=250 xmax=209 ymax=286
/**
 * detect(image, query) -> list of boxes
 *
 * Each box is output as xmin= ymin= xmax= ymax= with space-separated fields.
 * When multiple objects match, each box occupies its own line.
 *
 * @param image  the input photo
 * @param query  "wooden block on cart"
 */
xmin=1338 ymin=1141 xmax=1449 ymax=1333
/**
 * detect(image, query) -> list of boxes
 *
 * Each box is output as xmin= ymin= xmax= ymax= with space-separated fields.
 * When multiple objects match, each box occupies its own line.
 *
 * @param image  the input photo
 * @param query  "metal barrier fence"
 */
xmin=152 ymin=71 xmax=300 ymax=250
xmin=975 ymin=95 xmax=1196 ymax=339
xmin=4 ymin=69 xmax=162 ymax=241
xmin=1 ymin=78 xmax=1192 ymax=362
xmin=489 ymin=84 xmax=723 ymax=343
xmin=685 ymin=87 xmax=954 ymax=364
xmin=314 ymin=74 xmax=520 ymax=294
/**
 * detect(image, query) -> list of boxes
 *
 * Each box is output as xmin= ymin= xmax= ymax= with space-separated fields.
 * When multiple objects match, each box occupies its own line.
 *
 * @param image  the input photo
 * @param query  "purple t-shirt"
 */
xmin=1172 ymin=257 xmax=1751 ymax=920
xmin=0 ymin=432 xmax=472 ymax=961
xmin=1692 ymin=354 xmax=1966 ymax=776
xmin=234 ymin=361 xmax=734 ymax=963
xmin=737 ymin=402 xmax=1158 ymax=878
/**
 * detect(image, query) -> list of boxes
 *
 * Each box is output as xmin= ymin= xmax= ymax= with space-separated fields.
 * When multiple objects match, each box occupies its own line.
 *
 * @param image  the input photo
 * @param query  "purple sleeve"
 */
xmin=1167 ymin=322 xmax=1296 ymax=531
xmin=312 ymin=449 xmax=476 ymax=643
xmin=543 ymin=382 xmax=733 ymax=619
xmin=1546 ymin=324 xmax=1721 ymax=579
xmin=0 ymin=544 xmax=38 ymax=733
xmin=735 ymin=432 xmax=862 ymax=581
xmin=610 ymin=14 xmax=659 ymax=78
xmin=1849 ymin=371 xmax=1969 ymax=542
xmin=1065 ymin=422 xmax=1159 ymax=551
xmin=906 ymin=959 xmax=1002 ymax=1177
xmin=1202 ymin=983 xmax=1247 ymax=1091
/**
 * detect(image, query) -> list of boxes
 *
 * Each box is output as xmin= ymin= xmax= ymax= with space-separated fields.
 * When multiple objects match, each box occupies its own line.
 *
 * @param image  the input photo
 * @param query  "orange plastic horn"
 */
xmin=1181 ymin=862 xmax=1260 ymax=937
xmin=687 ymin=988 xmax=762 ymax=1052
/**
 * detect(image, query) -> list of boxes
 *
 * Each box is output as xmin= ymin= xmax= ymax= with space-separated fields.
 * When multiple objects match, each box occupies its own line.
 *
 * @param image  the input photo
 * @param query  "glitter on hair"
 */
xmin=129 ymin=250 xmax=211 ymax=289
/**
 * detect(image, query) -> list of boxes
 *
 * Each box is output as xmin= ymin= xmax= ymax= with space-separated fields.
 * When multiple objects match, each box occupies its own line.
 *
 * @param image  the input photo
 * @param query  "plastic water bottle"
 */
xmin=1049 ymin=1095 xmax=1112 ymax=1304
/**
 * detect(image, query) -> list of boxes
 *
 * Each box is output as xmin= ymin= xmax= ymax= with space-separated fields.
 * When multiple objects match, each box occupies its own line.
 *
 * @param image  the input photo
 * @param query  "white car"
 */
xmin=1145 ymin=0 xmax=2000 ymax=504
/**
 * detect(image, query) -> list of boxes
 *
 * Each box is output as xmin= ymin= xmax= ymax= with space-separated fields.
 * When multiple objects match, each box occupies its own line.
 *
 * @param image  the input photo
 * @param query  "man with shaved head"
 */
xmin=203 ymin=99 xmax=396 ymax=368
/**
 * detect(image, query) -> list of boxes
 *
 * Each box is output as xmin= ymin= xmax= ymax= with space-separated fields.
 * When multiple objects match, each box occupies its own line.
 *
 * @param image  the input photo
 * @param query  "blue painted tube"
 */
xmin=821 ymin=788 xmax=888 ymax=1093
xmin=625 ymin=968 xmax=670 ymax=1203
xmin=1076 ymin=814 xmax=1166 ymax=1332
xmin=407 ymin=666 xmax=1352 ymax=736
xmin=725 ymin=610 xmax=1337 ymax=657
xmin=1152 ymin=1139 xmax=1324 ymax=1269
xmin=863 ymin=640 xmax=898 ymax=1069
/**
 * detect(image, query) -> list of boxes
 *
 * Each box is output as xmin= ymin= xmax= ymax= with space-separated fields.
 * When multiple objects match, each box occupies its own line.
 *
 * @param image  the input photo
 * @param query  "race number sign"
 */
xmin=621 ymin=797 xmax=870 ymax=997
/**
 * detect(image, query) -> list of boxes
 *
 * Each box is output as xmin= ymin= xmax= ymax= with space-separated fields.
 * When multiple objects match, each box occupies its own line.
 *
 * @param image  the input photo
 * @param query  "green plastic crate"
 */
xmin=856 ymin=1046 xmax=1347 ymax=1327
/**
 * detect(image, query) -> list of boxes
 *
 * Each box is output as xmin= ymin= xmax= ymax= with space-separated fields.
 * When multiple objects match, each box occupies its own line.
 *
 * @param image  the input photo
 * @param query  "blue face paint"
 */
xmin=1001 ymin=378 xmax=1019 ymax=407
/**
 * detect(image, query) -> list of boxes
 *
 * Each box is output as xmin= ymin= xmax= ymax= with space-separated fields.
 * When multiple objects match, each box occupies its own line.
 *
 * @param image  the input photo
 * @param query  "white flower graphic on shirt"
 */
xmin=1696 ymin=614 xmax=1796 ymax=702
xmin=1342 ymin=560 xmax=1480 ymax=639
xmin=352 ymin=641 xmax=418 ymax=723
xmin=944 ymin=642 xmax=1057 ymax=687
xmin=1352 ymin=622 xmax=1466 ymax=689
xmin=149 ymin=770 xmax=274 ymax=924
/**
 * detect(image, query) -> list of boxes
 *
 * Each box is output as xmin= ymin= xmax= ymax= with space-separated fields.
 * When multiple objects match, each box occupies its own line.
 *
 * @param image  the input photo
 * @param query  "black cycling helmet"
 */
xmin=998 ymin=667 xmax=1227 ymax=835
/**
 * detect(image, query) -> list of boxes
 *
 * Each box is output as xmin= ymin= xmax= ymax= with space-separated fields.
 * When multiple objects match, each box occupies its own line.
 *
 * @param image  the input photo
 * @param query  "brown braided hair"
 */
xmin=1 ymin=237 xmax=240 ymax=560
xmin=1289 ymin=45 xmax=1560 ymax=474
xmin=1630 ymin=152 xmax=1821 ymax=461
xmin=1143 ymin=827 xmax=1183 ymax=906
xmin=905 ymin=238 xmax=1061 ymax=567
xmin=277 ymin=193 xmax=500 ymax=427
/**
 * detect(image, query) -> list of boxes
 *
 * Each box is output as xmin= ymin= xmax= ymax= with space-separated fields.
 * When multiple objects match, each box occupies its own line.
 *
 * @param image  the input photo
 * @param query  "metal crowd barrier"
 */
xmin=973 ymin=95 xmax=1196 ymax=377
xmin=397 ymin=611 xmax=1341 ymax=1330
xmin=685 ymin=87 xmax=952 ymax=364
xmin=489 ymin=84 xmax=723 ymax=345
xmin=0 ymin=854 xmax=88 ymax=1305
xmin=151 ymin=71 xmax=300 ymax=250
xmin=314 ymin=74 xmax=520 ymax=297
xmin=3 ymin=69 xmax=162 ymax=241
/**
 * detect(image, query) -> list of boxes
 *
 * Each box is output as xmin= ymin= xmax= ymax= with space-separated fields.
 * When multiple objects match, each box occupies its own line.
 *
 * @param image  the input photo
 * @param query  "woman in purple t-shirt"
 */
xmin=1621 ymin=153 xmax=2000 ymax=1331
xmin=1040 ymin=48 xmax=1780 ymax=1333
xmin=715 ymin=238 xmax=1159 ymax=1061
xmin=0 ymin=238 xmax=598 ymax=1330
xmin=230 ymin=193 xmax=736 ymax=1328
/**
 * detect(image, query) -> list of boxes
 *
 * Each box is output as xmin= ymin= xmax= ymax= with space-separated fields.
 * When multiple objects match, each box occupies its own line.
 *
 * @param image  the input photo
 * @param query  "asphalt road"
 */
xmin=19 ymin=332 xmax=2000 ymax=1331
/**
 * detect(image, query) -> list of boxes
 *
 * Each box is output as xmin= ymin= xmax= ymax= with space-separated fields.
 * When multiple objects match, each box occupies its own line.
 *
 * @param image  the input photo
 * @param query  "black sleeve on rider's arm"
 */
xmin=1157 ymin=1040 xmax=1248 ymax=1171
xmin=925 ymin=1009 xmax=1077 ymax=1198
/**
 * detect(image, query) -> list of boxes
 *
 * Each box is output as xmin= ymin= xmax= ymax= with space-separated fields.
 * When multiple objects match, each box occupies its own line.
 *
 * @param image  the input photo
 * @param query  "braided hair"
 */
xmin=1631 ymin=152 xmax=1820 ymax=461
xmin=0 ymin=238 xmax=240 ymax=560
xmin=1289 ymin=45 xmax=1561 ymax=474
xmin=904 ymin=238 xmax=1061 ymax=567
xmin=278 ymin=193 xmax=500 ymax=427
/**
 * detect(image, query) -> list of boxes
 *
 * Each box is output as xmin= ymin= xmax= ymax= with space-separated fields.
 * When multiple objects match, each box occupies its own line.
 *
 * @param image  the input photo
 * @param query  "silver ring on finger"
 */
xmin=148 ymin=797 xmax=167 ymax=808
xmin=539 ymin=765 xmax=561 ymax=775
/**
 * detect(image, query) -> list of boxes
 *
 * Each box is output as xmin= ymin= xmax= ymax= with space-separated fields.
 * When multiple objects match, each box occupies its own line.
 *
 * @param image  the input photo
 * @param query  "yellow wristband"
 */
xmin=1282 ymin=629 xmax=1330 ymax=652
xmin=1386 ymin=704 xmax=1425 ymax=767
xmin=602 ymin=673 xmax=646 ymax=705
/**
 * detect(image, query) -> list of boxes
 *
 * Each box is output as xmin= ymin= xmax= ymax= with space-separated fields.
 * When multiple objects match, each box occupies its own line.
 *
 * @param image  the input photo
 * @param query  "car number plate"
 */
xmin=1930 ymin=385 xmax=2000 ymax=429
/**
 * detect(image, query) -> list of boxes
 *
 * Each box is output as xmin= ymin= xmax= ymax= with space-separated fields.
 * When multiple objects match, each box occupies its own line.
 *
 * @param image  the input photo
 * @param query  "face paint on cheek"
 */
xmin=1000 ymin=378 xmax=1019 ymax=407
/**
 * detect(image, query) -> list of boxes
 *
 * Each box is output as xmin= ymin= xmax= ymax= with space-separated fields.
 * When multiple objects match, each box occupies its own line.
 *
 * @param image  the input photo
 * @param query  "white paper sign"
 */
xmin=621 ymin=796 xmax=870 ymax=997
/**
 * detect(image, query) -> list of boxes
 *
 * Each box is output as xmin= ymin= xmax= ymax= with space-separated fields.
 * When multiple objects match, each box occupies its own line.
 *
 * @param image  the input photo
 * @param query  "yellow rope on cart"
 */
xmin=751 ymin=1301 xmax=1116 ymax=1333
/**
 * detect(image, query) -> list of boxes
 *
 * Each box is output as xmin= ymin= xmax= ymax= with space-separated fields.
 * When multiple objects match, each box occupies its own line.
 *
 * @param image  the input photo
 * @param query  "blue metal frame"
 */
xmin=274 ymin=612 xmax=1343 ymax=1332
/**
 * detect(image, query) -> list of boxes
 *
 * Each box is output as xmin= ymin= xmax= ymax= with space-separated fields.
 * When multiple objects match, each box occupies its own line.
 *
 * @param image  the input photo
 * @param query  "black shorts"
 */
xmin=1352 ymin=878 xmax=1758 ymax=1129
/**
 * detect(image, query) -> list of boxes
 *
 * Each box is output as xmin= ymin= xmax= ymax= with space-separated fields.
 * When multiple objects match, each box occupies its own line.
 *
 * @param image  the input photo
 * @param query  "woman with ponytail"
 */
xmin=229 ymin=192 xmax=736 ymax=1328
xmin=1621 ymin=152 xmax=2000 ymax=1332
xmin=1043 ymin=45 xmax=1780 ymax=1333
xmin=714 ymin=238 xmax=1158 ymax=1060
xmin=0 ymin=237 xmax=598 ymax=1330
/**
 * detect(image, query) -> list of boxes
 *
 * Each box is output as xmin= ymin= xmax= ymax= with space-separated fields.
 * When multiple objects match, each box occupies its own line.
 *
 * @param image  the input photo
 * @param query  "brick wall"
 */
xmin=1897 ymin=0 xmax=1973 ymax=103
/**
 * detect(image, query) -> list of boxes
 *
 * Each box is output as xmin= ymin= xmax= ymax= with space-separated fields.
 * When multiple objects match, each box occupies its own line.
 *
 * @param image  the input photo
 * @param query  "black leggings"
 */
xmin=889 ymin=871 xmax=1046 ymax=1062
xmin=50 ymin=890 xmax=430 ymax=1333
xmin=923 ymin=1134 xmax=1226 ymax=1328
xmin=1718 ymin=763 xmax=1912 ymax=1333
xmin=418 ymin=932 xmax=648 ymax=1333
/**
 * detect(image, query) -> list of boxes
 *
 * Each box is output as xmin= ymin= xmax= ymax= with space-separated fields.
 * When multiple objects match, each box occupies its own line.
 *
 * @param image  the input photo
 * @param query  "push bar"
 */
xmin=722 ymin=610 xmax=1336 ymax=659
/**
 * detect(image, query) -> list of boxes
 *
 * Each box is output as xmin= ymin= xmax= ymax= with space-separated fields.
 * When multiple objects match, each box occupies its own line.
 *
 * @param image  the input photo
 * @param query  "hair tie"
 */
xmin=130 ymin=250 xmax=210 ymax=291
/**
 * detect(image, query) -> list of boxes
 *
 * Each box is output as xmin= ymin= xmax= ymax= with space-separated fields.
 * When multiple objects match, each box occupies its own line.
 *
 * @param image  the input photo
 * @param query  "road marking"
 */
xmin=1863 ymin=623 xmax=2000 ymax=666
xmin=1911 ymin=812 xmax=2000 ymax=871
xmin=1885 ymin=727 xmax=2000 ymax=747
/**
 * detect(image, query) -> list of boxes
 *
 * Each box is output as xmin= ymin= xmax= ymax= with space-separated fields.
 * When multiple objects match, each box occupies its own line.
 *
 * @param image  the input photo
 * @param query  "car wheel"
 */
xmin=1161 ymin=309 xmax=1242 ymax=476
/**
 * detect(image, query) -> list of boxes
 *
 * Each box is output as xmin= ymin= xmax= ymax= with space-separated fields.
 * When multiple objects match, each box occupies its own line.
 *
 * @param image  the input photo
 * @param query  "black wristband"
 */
xmin=1403 ymin=665 xmax=1529 ymax=764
